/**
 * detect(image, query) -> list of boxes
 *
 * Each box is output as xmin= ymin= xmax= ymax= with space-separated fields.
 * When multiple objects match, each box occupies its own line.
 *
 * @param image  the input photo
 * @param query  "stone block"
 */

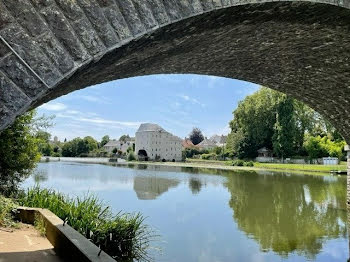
xmin=40 ymin=6 xmax=90 ymax=63
xmin=147 ymin=0 xmax=170 ymax=24
xmin=115 ymin=0 xmax=145 ymax=35
xmin=0 ymin=41 xmax=10 ymax=58
xmin=3 ymin=0 xmax=49 ymax=37
xmin=162 ymin=0 xmax=183 ymax=20
xmin=188 ymin=0 xmax=204 ymax=12
xmin=72 ymin=17 xmax=106 ymax=55
xmin=102 ymin=4 xmax=132 ymax=41
xmin=0 ymin=54 xmax=47 ymax=98
xmin=0 ymin=71 xmax=30 ymax=113
xmin=199 ymin=0 xmax=214 ymax=10
xmin=0 ymin=104 xmax=10 ymax=128
xmin=30 ymin=0 xmax=55 ymax=9
xmin=75 ymin=0 xmax=119 ymax=48
xmin=37 ymin=32 xmax=75 ymax=74
xmin=0 ymin=2 xmax=15 ymax=31
xmin=1 ymin=24 xmax=61 ymax=87
xmin=54 ymin=0 xmax=85 ymax=21
xmin=132 ymin=0 xmax=158 ymax=30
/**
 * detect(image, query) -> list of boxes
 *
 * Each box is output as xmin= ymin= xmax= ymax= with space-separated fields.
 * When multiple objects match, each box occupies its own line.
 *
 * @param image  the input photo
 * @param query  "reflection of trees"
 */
xmin=133 ymin=176 xmax=180 ymax=200
xmin=224 ymin=172 xmax=347 ymax=259
xmin=33 ymin=171 xmax=48 ymax=183
xmin=189 ymin=177 xmax=202 ymax=194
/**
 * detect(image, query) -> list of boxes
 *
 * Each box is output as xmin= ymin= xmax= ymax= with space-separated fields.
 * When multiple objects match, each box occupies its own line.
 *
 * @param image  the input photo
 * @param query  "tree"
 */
xmin=119 ymin=134 xmax=131 ymax=142
xmin=100 ymin=135 xmax=110 ymax=147
xmin=189 ymin=127 xmax=204 ymax=145
xmin=272 ymin=96 xmax=296 ymax=159
xmin=0 ymin=111 xmax=41 ymax=195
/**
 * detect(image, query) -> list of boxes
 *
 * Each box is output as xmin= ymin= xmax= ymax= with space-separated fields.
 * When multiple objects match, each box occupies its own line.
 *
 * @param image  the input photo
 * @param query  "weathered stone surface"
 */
xmin=0 ymin=41 xmax=10 ymax=58
xmin=115 ymin=0 xmax=145 ymax=35
xmin=0 ymin=24 xmax=61 ymax=86
xmin=0 ymin=54 xmax=47 ymax=98
xmin=132 ymin=0 xmax=157 ymax=30
xmin=147 ymin=0 xmax=170 ymax=24
xmin=199 ymin=0 xmax=214 ymax=10
xmin=39 ymin=5 xmax=90 ymax=62
xmin=76 ymin=0 xmax=118 ymax=47
xmin=2 ymin=0 xmax=49 ymax=37
xmin=0 ymin=71 xmax=30 ymax=113
xmin=37 ymin=32 xmax=74 ymax=74
xmin=72 ymin=17 xmax=106 ymax=55
xmin=0 ymin=2 xmax=15 ymax=31
xmin=101 ymin=4 xmax=132 ymax=41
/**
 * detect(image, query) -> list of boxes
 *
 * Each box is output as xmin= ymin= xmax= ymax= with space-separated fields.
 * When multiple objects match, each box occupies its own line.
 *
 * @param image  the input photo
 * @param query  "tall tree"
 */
xmin=272 ymin=95 xmax=296 ymax=159
xmin=100 ymin=135 xmax=110 ymax=147
xmin=119 ymin=134 xmax=131 ymax=142
xmin=189 ymin=127 xmax=204 ymax=145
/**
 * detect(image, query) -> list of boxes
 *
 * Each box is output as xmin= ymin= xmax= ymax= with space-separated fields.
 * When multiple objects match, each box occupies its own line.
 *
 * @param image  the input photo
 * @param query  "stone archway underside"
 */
xmin=0 ymin=0 xmax=350 ymax=143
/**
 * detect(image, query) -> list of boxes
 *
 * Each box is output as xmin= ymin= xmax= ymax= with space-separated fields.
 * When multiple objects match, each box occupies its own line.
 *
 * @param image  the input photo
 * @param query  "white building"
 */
xmin=135 ymin=123 xmax=183 ymax=162
xmin=103 ymin=139 xmax=135 ymax=154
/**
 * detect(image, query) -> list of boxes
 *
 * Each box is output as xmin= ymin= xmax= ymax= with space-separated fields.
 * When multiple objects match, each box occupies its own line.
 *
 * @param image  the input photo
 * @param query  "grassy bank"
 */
xmin=14 ymin=187 xmax=157 ymax=262
xmin=122 ymin=159 xmax=347 ymax=175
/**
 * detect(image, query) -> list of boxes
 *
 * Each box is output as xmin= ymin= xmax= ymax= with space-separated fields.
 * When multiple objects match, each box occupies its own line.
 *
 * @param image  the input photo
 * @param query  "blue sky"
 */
xmin=37 ymin=74 xmax=259 ymax=141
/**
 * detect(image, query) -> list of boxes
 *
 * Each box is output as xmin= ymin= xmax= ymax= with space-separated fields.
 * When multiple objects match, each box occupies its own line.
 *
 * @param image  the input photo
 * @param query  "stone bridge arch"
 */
xmin=0 ymin=0 xmax=350 ymax=145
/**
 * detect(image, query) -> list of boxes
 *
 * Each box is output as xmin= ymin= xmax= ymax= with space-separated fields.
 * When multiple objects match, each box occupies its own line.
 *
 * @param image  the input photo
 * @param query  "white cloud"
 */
xmin=178 ymin=94 xmax=205 ymax=107
xmin=56 ymin=110 xmax=141 ymax=129
xmin=40 ymin=102 xmax=67 ymax=111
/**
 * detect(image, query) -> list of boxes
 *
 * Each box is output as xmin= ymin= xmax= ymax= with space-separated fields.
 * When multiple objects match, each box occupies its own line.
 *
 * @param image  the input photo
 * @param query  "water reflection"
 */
xmin=133 ymin=176 xmax=180 ymax=200
xmin=224 ymin=171 xmax=347 ymax=259
xmin=24 ymin=162 xmax=348 ymax=261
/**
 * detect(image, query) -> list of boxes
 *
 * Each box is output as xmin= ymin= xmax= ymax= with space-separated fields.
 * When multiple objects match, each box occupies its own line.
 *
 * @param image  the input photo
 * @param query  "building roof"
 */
xmin=198 ymin=138 xmax=217 ymax=148
xmin=257 ymin=147 xmax=272 ymax=153
xmin=210 ymin=135 xmax=227 ymax=144
xmin=136 ymin=123 xmax=165 ymax=132
xmin=104 ymin=140 xmax=120 ymax=147
xmin=182 ymin=139 xmax=196 ymax=148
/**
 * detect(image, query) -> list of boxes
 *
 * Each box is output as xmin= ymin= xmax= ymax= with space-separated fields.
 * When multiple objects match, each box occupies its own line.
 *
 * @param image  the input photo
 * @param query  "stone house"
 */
xmin=209 ymin=135 xmax=227 ymax=147
xmin=135 ymin=123 xmax=183 ymax=162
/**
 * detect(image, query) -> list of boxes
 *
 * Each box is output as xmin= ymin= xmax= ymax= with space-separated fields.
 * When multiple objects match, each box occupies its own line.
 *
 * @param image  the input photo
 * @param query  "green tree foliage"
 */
xmin=272 ymin=96 xmax=296 ymax=158
xmin=119 ymin=134 xmax=131 ymax=142
xmin=0 ymin=111 xmax=41 ymax=195
xmin=227 ymin=87 xmax=345 ymax=159
xmin=229 ymin=87 xmax=280 ymax=158
xmin=61 ymin=136 xmax=99 ymax=157
xmin=100 ymin=135 xmax=110 ymax=147
xmin=304 ymin=135 xmax=346 ymax=161
xmin=189 ymin=127 xmax=204 ymax=145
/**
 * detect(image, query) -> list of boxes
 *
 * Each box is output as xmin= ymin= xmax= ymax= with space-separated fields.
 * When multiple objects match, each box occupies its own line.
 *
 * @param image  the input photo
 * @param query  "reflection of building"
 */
xmin=104 ymin=139 xmax=135 ymax=154
xmin=133 ymin=176 xmax=180 ymax=200
xmin=135 ymin=123 xmax=182 ymax=161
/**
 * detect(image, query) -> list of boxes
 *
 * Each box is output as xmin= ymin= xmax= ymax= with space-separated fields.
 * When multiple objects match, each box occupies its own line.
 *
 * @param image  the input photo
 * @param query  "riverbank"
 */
xmin=118 ymin=159 xmax=347 ymax=176
xmin=41 ymin=157 xmax=347 ymax=176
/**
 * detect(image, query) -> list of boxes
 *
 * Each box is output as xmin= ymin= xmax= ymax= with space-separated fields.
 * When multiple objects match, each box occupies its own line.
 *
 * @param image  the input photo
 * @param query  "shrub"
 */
xmin=243 ymin=161 xmax=254 ymax=167
xmin=127 ymin=152 xmax=136 ymax=161
xmin=19 ymin=187 xmax=157 ymax=261
xmin=232 ymin=159 xmax=244 ymax=166
xmin=201 ymin=153 xmax=217 ymax=160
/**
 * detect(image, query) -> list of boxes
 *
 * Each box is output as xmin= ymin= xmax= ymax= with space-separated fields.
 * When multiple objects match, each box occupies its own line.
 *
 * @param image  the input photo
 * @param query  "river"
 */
xmin=23 ymin=162 xmax=348 ymax=262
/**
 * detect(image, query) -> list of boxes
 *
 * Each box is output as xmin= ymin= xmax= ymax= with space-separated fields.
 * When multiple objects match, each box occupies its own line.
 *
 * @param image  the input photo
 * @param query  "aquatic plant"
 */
xmin=19 ymin=186 xmax=158 ymax=261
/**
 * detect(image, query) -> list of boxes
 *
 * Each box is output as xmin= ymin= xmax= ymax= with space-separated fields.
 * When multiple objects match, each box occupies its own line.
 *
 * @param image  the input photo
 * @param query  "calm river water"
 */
xmin=23 ymin=162 xmax=348 ymax=262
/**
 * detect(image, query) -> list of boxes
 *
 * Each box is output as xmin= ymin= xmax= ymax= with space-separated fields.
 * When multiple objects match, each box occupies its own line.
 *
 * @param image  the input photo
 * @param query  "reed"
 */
xmin=19 ymin=186 xmax=157 ymax=261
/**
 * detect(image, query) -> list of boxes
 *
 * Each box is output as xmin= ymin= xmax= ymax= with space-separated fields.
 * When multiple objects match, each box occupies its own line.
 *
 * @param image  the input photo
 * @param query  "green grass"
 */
xmin=253 ymin=162 xmax=347 ymax=172
xmin=19 ymin=186 xmax=158 ymax=262
xmin=34 ymin=213 xmax=46 ymax=237
xmin=0 ymin=195 xmax=18 ymax=228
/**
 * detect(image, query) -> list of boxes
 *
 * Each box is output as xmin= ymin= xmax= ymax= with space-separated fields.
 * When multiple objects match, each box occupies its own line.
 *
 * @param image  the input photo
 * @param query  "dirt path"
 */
xmin=0 ymin=223 xmax=64 ymax=262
